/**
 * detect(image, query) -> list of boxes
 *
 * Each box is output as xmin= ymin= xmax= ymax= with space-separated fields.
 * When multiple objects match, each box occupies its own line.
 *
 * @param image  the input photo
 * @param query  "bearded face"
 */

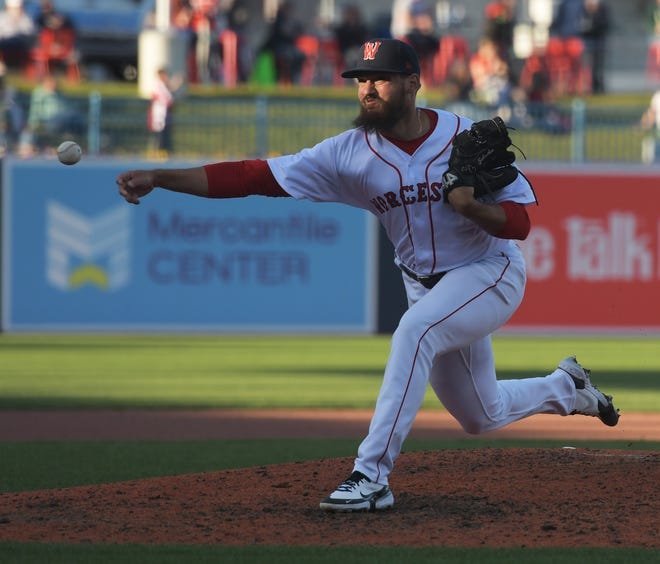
xmin=352 ymin=81 xmax=407 ymax=132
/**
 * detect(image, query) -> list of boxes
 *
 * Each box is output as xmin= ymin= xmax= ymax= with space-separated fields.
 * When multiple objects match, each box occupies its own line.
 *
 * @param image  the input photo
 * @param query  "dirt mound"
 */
xmin=1 ymin=448 xmax=657 ymax=547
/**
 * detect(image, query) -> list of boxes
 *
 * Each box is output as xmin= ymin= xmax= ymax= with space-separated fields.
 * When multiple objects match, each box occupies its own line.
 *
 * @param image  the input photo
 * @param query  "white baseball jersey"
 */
xmin=267 ymin=109 xmax=536 ymax=276
xmin=269 ymin=108 xmax=576 ymax=486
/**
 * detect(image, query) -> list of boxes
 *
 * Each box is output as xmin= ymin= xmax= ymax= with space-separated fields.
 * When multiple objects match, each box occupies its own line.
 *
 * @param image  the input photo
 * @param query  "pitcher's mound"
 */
xmin=0 ymin=448 xmax=657 ymax=547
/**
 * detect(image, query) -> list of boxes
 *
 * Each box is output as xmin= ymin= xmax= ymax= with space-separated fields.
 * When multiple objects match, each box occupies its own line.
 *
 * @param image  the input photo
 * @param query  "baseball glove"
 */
xmin=441 ymin=116 xmax=521 ymax=201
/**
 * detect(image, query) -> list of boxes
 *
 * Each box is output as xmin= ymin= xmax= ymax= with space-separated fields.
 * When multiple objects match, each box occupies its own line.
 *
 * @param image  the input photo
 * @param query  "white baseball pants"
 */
xmin=354 ymin=250 xmax=577 ymax=485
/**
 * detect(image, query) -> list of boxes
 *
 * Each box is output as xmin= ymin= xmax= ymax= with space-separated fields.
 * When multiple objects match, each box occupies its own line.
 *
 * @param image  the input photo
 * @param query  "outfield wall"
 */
xmin=1 ymin=159 xmax=658 ymax=333
xmin=506 ymin=165 xmax=660 ymax=334
xmin=1 ymin=159 xmax=377 ymax=332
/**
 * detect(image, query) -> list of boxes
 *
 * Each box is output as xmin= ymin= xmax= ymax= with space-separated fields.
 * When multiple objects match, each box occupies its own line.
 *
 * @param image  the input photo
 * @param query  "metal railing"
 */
xmin=8 ymin=91 xmax=657 ymax=164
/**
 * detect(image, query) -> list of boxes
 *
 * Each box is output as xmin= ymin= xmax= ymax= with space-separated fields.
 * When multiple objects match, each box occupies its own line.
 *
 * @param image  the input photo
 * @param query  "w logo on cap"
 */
xmin=363 ymin=41 xmax=382 ymax=61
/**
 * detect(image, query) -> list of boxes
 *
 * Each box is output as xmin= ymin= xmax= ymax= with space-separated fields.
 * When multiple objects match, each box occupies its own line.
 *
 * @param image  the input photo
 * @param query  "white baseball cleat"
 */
xmin=319 ymin=471 xmax=394 ymax=512
xmin=558 ymin=356 xmax=620 ymax=427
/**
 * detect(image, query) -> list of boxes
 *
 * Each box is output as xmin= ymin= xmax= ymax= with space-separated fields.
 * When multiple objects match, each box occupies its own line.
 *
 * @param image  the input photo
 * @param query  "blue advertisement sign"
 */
xmin=2 ymin=159 xmax=376 ymax=331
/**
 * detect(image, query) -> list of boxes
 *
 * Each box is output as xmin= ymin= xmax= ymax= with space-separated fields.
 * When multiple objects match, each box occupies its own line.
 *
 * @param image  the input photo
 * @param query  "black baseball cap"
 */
xmin=341 ymin=39 xmax=421 ymax=79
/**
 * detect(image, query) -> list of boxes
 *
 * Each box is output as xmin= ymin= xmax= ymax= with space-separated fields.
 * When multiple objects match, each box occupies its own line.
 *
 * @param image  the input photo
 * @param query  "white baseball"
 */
xmin=57 ymin=141 xmax=82 ymax=165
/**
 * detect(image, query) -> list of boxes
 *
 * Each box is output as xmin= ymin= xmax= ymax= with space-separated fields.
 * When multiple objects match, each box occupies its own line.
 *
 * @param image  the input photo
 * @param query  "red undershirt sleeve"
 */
xmin=495 ymin=201 xmax=531 ymax=240
xmin=203 ymin=159 xmax=289 ymax=198
xmin=204 ymin=162 xmax=529 ymax=239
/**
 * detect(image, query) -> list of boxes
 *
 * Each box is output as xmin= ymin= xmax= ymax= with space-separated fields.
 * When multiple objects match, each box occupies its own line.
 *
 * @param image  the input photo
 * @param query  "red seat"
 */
xmin=295 ymin=35 xmax=319 ymax=86
xmin=218 ymin=29 xmax=238 ymax=87
xmin=546 ymin=37 xmax=565 ymax=58
xmin=433 ymin=35 xmax=469 ymax=85
xmin=544 ymin=37 xmax=589 ymax=95
xmin=647 ymin=40 xmax=660 ymax=82
xmin=28 ymin=28 xmax=80 ymax=82
xmin=564 ymin=37 xmax=584 ymax=58
xmin=317 ymin=37 xmax=344 ymax=86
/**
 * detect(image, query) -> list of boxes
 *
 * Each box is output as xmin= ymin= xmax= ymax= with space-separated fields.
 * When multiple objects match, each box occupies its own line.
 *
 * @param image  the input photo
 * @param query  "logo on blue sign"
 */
xmin=46 ymin=201 xmax=131 ymax=292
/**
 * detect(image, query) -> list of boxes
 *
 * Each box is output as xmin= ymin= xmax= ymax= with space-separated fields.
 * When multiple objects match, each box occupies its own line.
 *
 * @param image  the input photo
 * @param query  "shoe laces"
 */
xmin=336 ymin=471 xmax=368 ymax=492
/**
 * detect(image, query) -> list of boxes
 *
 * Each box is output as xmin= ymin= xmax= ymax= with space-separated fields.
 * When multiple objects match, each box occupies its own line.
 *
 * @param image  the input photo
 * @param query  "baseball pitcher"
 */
xmin=117 ymin=39 xmax=619 ymax=513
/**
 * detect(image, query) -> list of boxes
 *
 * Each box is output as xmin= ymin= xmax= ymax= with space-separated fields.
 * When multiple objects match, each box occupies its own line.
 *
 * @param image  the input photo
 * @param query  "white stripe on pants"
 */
xmin=354 ymin=251 xmax=575 ymax=485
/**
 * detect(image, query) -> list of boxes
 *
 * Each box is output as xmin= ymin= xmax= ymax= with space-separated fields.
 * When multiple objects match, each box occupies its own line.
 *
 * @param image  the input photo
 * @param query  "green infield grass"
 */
xmin=0 ymin=334 xmax=658 ymax=563
xmin=2 ymin=438 xmax=657 ymax=493
xmin=0 ymin=334 xmax=658 ymax=411
xmin=0 ymin=543 xmax=657 ymax=564
xmin=1 ymin=543 xmax=657 ymax=564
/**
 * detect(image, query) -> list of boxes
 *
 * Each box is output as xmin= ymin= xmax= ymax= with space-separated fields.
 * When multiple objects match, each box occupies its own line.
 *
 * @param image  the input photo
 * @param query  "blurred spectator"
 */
xmin=647 ymin=0 xmax=660 ymax=82
xmin=173 ymin=0 xmax=197 ymax=79
xmin=224 ymin=0 xmax=252 ymax=83
xmin=173 ymin=0 xmax=194 ymax=31
xmin=371 ymin=12 xmax=393 ymax=39
xmin=390 ymin=0 xmax=414 ymax=39
xmin=190 ymin=0 xmax=220 ymax=83
xmin=469 ymin=37 xmax=514 ymax=110
xmin=640 ymin=89 xmax=660 ymax=164
xmin=23 ymin=73 xmax=84 ymax=154
xmin=0 ymin=0 xmax=37 ymax=69
xmin=518 ymin=46 xmax=552 ymax=102
xmin=36 ymin=0 xmax=74 ymax=32
xmin=517 ymin=46 xmax=571 ymax=133
xmin=259 ymin=1 xmax=305 ymax=84
xmin=32 ymin=0 xmax=78 ymax=80
xmin=173 ymin=0 xmax=194 ymax=35
xmin=443 ymin=58 xmax=473 ymax=102
xmin=483 ymin=0 xmax=517 ymax=63
xmin=148 ymin=67 xmax=183 ymax=156
xmin=404 ymin=0 xmax=439 ymax=82
xmin=579 ymin=0 xmax=609 ymax=93
xmin=549 ymin=0 xmax=583 ymax=38
xmin=333 ymin=5 xmax=369 ymax=70
xmin=0 ymin=61 xmax=23 ymax=154
xmin=650 ymin=0 xmax=660 ymax=37
xmin=442 ymin=58 xmax=476 ymax=117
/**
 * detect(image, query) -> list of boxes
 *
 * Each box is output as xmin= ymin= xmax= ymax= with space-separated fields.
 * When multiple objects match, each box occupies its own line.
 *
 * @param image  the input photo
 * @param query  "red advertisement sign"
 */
xmin=506 ymin=168 xmax=660 ymax=332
